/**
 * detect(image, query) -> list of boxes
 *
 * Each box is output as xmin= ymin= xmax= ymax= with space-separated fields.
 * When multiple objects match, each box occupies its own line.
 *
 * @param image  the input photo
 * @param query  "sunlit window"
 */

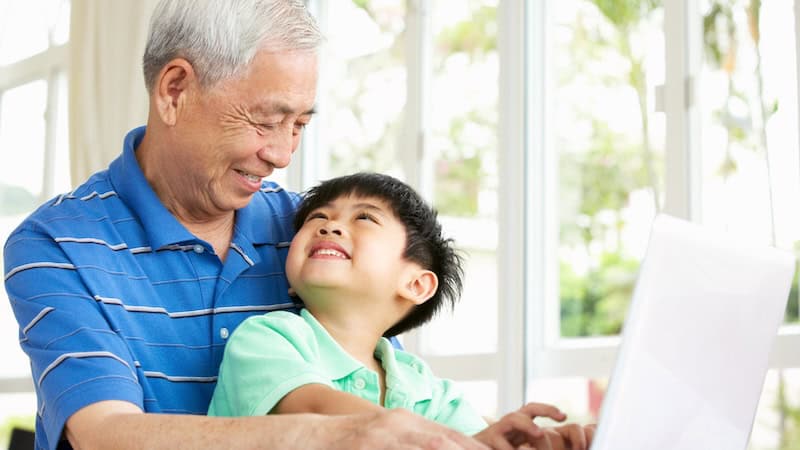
xmin=0 ymin=0 xmax=71 ymax=440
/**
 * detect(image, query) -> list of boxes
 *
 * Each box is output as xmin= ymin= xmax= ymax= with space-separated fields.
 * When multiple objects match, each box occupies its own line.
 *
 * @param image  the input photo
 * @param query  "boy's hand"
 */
xmin=472 ymin=402 xmax=594 ymax=450
xmin=529 ymin=423 xmax=596 ymax=450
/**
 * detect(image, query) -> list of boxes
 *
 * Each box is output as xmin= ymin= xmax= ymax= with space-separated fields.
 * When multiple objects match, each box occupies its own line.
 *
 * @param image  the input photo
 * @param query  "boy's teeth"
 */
xmin=314 ymin=249 xmax=346 ymax=258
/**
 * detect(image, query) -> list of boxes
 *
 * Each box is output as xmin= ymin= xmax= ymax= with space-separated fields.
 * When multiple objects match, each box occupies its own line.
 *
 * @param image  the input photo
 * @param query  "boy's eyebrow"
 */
xmin=311 ymin=201 xmax=388 ymax=214
xmin=350 ymin=202 xmax=388 ymax=213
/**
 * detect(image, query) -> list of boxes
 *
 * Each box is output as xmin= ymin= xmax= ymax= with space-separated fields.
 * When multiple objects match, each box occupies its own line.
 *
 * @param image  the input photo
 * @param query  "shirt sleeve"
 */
xmin=400 ymin=353 xmax=488 ymax=436
xmin=208 ymin=311 xmax=332 ymax=417
xmin=427 ymin=377 xmax=488 ymax=435
xmin=4 ymin=226 xmax=143 ymax=450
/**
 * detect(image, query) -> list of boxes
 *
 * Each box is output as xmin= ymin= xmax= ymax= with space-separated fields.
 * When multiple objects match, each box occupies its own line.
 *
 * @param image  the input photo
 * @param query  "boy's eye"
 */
xmin=356 ymin=212 xmax=379 ymax=223
xmin=305 ymin=212 xmax=327 ymax=222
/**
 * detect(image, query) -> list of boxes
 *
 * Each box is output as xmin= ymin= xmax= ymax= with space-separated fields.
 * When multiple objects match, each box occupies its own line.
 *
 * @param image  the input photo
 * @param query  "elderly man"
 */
xmin=4 ymin=1 xmax=591 ymax=449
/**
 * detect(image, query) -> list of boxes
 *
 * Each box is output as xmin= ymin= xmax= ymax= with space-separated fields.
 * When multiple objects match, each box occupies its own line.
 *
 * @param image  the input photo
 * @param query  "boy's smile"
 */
xmin=286 ymin=194 xmax=414 ymax=307
xmin=308 ymin=240 xmax=351 ymax=259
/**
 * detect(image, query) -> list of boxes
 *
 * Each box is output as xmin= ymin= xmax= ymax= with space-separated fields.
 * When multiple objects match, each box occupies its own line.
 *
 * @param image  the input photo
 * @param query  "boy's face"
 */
xmin=286 ymin=194 xmax=418 ymax=307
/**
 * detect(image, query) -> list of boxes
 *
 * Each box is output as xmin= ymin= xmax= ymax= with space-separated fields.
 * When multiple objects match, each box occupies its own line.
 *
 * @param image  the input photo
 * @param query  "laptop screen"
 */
xmin=590 ymin=214 xmax=795 ymax=450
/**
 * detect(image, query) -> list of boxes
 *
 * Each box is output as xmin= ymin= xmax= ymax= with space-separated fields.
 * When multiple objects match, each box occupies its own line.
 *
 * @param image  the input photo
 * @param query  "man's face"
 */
xmin=286 ymin=194 xmax=417 ymax=306
xmin=172 ymin=50 xmax=318 ymax=215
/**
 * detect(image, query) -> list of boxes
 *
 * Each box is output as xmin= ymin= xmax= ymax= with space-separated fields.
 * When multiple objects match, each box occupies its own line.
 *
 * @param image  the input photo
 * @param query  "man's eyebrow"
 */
xmin=256 ymin=102 xmax=316 ymax=116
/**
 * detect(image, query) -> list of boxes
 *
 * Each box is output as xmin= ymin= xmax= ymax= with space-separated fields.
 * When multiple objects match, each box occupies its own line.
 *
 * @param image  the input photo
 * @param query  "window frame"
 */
xmin=0 ymin=40 xmax=68 ymax=395
xmin=516 ymin=0 xmax=800 ymax=417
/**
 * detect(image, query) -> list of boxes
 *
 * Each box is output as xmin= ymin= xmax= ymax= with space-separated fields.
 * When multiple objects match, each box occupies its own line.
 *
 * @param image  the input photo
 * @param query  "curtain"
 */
xmin=68 ymin=0 xmax=158 ymax=185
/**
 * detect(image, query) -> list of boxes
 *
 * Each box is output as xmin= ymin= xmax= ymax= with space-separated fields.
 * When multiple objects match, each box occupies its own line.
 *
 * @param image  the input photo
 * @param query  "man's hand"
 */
xmin=472 ymin=402 xmax=595 ymax=450
xmin=319 ymin=408 xmax=490 ymax=450
xmin=66 ymin=401 xmax=489 ymax=449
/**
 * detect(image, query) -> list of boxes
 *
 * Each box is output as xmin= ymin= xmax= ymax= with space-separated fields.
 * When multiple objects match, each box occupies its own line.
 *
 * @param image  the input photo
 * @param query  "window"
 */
xmin=307 ymin=1 xmax=800 ymax=447
xmin=305 ymin=0 xmax=502 ymax=417
xmin=0 ymin=0 xmax=71 ymax=435
xmin=518 ymin=0 xmax=800 ymax=447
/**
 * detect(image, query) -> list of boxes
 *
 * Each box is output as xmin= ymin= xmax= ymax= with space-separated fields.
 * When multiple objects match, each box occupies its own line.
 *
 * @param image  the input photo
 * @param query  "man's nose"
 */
xmin=258 ymin=126 xmax=297 ymax=169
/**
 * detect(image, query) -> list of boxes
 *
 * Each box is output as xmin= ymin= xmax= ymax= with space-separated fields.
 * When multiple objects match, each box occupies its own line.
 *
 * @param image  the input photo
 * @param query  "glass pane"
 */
xmin=0 ymin=0 xmax=70 ymax=65
xmin=526 ymin=376 xmax=605 ymax=426
xmin=554 ymin=0 xmax=665 ymax=337
xmin=458 ymin=379 xmax=498 ymax=419
xmin=418 ymin=0 xmax=499 ymax=356
xmin=52 ymin=0 xmax=71 ymax=46
xmin=749 ymin=368 xmax=800 ymax=450
xmin=318 ymin=0 xmax=406 ymax=177
xmin=0 ymin=80 xmax=47 ymax=208
xmin=317 ymin=1 xmax=499 ymax=355
xmin=54 ymin=72 xmax=71 ymax=193
xmin=698 ymin=0 xmax=800 ymax=324
xmin=0 ymin=80 xmax=48 ymax=380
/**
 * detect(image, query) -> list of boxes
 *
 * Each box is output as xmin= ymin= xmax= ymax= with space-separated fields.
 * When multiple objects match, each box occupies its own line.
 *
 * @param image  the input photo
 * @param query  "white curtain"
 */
xmin=68 ymin=0 xmax=159 ymax=185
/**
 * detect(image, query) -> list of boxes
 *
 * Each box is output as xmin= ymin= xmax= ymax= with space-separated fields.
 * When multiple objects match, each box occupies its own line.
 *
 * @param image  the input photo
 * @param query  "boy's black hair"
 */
xmin=292 ymin=172 xmax=464 ymax=337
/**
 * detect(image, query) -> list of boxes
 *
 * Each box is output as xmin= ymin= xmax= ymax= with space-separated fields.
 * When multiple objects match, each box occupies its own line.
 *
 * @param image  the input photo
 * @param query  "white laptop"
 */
xmin=590 ymin=214 xmax=796 ymax=450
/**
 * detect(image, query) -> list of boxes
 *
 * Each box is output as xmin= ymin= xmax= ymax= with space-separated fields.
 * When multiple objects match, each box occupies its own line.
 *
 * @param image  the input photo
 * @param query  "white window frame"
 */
xmin=0 ymin=40 xmax=68 ymax=394
xmin=512 ymin=0 xmax=800 ymax=417
xmin=299 ymin=0 xmax=800 ymax=417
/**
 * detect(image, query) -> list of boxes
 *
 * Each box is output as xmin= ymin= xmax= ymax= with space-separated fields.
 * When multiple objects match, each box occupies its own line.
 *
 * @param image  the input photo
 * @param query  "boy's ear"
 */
xmin=153 ymin=58 xmax=196 ymax=126
xmin=398 ymin=269 xmax=438 ymax=305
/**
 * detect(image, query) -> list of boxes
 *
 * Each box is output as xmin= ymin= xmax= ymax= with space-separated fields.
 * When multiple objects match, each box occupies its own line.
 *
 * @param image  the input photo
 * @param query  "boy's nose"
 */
xmin=317 ymin=224 xmax=343 ymax=236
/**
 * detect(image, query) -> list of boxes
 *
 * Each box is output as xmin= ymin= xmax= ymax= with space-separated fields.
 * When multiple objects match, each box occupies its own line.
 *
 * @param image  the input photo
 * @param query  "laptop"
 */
xmin=590 ymin=214 xmax=796 ymax=450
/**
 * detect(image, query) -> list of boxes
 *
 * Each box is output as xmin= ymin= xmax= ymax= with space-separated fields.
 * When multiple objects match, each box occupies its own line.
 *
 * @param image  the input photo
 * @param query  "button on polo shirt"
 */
xmin=208 ymin=309 xmax=487 ymax=435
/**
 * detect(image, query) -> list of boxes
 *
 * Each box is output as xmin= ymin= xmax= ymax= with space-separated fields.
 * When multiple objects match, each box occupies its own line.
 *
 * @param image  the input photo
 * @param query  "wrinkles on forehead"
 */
xmin=250 ymin=100 xmax=317 ymax=118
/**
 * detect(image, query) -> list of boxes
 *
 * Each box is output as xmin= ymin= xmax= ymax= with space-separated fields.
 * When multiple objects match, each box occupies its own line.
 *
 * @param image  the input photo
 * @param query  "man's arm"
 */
xmin=66 ymin=400 xmax=490 ymax=450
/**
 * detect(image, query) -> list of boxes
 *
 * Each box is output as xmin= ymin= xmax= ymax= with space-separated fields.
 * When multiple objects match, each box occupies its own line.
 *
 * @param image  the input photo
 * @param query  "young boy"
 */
xmin=208 ymin=173 xmax=587 ymax=449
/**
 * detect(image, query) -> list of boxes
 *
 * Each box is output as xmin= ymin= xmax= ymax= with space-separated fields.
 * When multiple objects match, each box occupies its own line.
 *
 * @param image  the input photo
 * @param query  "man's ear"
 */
xmin=398 ymin=269 xmax=438 ymax=306
xmin=152 ymin=58 xmax=196 ymax=126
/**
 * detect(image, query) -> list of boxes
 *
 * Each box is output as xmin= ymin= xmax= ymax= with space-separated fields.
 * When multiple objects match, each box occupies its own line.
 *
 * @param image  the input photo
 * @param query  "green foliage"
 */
xmin=591 ymin=0 xmax=659 ymax=30
xmin=560 ymin=120 xmax=654 ymax=221
xmin=785 ymin=243 xmax=800 ymax=323
xmin=434 ymin=156 xmax=481 ymax=216
xmin=560 ymin=252 xmax=639 ymax=337
xmin=436 ymin=6 xmax=497 ymax=56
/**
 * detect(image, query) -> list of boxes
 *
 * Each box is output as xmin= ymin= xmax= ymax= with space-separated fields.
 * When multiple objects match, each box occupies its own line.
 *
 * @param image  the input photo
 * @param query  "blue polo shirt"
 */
xmin=3 ymin=127 xmax=301 ymax=450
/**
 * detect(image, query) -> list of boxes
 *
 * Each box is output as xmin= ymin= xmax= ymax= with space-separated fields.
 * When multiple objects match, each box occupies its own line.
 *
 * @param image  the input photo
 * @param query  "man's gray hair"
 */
xmin=143 ymin=0 xmax=323 ymax=93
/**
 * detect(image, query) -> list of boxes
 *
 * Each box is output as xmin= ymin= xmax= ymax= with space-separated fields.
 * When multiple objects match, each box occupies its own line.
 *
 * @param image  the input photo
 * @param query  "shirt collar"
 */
xmin=109 ymin=126 xmax=194 ymax=250
xmin=300 ymin=309 xmax=433 ymax=402
xmin=300 ymin=309 xmax=364 ymax=380
xmin=108 ymin=127 xmax=275 ymax=249
xmin=232 ymin=187 xmax=277 ymax=245
xmin=374 ymin=338 xmax=433 ymax=401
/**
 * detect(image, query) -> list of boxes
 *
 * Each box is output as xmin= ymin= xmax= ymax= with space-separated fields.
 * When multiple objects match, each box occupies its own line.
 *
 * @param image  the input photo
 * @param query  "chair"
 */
xmin=8 ymin=427 xmax=35 ymax=450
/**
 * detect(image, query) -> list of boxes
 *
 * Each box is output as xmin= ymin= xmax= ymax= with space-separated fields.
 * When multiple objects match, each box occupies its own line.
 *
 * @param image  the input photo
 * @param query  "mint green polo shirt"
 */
xmin=208 ymin=309 xmax=487 ymax=435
